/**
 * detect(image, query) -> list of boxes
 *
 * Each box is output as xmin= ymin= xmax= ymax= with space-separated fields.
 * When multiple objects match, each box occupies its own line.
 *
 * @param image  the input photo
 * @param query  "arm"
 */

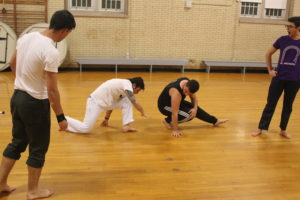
xmin=188 ymin=93 xmax=198 ymax=119
xmin=125 ymin=90 xmax=147 ymax=117
xmin=45 ymin=71 xmax=68 ymax=131
xmin=169 ymin=88 xmax=182 ymax=137
xmin=265 ymin=46 xmax=278 ymax=77
xmin=9 ymin=50 xmax=17 ymax=76
xmin=101 ymin=110 xmax=113 ymax=127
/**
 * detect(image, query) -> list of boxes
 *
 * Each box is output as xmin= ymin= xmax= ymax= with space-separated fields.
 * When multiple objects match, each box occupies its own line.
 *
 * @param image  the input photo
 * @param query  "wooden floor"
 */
xmin=0 ymin=71 xmax=300 ymax=200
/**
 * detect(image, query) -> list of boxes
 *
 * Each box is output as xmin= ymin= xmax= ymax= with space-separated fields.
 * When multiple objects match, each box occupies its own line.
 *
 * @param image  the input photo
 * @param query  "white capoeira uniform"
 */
xmin=66 ymin=79 xmax=134 ymax=133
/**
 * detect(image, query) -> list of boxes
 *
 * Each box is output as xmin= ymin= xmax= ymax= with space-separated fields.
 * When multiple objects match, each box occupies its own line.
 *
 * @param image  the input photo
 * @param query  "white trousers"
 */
xmin=66 ymin=97 xmax=134 ymax=133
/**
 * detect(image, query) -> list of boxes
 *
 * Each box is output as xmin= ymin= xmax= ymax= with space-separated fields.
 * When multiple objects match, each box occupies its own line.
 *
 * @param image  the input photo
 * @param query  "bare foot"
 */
xmin=122 ymin=125 xmax=137 ymax=132
xmin=27 ymin=189 xmax=53 ymax=200
xmin=162 ymin=119 xmax=172 ymax=129
xmin=280 ymin=131 xmax=291 ymax=139
xmin=214 ymin=119 xmax=229 ymax=126
xmin=0 ymin=185 xmax=16 ymax=193
xmin=252 ymin=129 xmax=262 ymax=137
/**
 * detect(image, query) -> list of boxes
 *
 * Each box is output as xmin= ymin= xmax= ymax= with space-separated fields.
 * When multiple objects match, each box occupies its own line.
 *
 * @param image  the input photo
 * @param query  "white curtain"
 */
xmin=265 ymin=0 xmax=287 ymax=9
xmin=241 ymin=0 xmax=262 ymax=3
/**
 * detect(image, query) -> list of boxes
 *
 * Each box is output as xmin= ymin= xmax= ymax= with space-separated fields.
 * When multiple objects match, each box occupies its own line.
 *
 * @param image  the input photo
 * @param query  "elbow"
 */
xmin=265 ymin=52 xmax=271 ymax=58
xmin=47 ymin=87 xmax=58 ymax=96
xmin=47 ymin=90 xmax=55 ymax=99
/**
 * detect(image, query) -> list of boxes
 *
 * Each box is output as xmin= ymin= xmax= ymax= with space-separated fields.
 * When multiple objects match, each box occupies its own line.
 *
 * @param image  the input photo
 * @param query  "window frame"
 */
xmin=99 ymin=0 xmax=124 ymax=12
xmin=65 ymin=0 xmax=128 ymax=18
xmin=264 ymin=8 xmax=286 ymax=19
xmin=240 ymin=2 xmax=261 ymax=18
xmin=239 ymin=0 xmax=292 ymax=24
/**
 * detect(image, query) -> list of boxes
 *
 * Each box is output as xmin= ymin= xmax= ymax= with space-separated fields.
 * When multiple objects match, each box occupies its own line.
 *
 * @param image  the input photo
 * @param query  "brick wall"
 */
xmin=48 ymin=0 xmax=300 ymax=69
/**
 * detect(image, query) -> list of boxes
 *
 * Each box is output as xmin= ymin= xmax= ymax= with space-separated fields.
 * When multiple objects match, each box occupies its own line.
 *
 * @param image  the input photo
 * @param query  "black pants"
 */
xmin=3 ymin=90 xmax=51 ymax=168
xmin=258 ymin=78 xmax=300 ymax=131
xmin=158 ymin=100 xmax=218 ymax=124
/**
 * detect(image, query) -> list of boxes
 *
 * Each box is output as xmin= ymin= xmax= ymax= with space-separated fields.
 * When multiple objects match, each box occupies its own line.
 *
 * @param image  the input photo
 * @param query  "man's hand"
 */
xmin=101 ymin=119 xmax=109 ymax=127
xmin=188 ymin=108 xmax=197 ymax=119
xmin=269 ymin=69 xmax=277 ymax=77
xmin=172 ymin=129 xmax=182 ymax=137
xmin=141 ymin=112 xmax=149 ymax=118
xmin=59 ymin=120 xmax=68 ymax=131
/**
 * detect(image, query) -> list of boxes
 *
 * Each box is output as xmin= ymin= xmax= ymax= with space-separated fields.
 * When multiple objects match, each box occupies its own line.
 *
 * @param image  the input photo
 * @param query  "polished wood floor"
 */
xmin=0 ymin=71 xmax=300 ymax=200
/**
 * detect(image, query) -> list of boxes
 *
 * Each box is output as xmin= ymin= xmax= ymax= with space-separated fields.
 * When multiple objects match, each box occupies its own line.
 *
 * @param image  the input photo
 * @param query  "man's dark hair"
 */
xmin=129 ymin=77 xmax=145 ymax=90
xmin=288 ymin=16 xmax=300 ymax=27
xmin=187 ymin=79 xmax=199 ymax=93
xmin=49 ymin=10 xmax=76 ymax=31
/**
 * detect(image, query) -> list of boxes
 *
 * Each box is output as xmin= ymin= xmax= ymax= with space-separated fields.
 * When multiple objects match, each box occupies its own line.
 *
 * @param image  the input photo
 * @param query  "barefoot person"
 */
xmin=66 ymin=77 xmax=148 ymax=133
xmin=157 ymin=77 xmax=228 ymax=137
xmin=252 ymin=16 xmax=300 ymax=139
xmin=0 ymin=10 xmax=75 ymax=199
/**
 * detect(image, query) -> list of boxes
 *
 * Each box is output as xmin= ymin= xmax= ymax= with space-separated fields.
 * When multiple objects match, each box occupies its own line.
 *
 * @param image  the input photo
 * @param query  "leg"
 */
xmin=280 ymin=81 xmax=299 ymax=130
xmin=258 ymin=78 xmax=284 ymax=130
xmin=21 ymin=98 xmax=52 ymax=199
xmin=117 ymin=98 xmax=134 ymax=126
xmin=195 ymin=106 xmax=218 ymax=124
xmin=177 ymin=101 xmax=193 ymax=123
xmin=66 ymin=97 xmax=103 ymax=133
xmin=158 ymin=105 xmax=182 ymax=129
xmin=159 ymin=101 xmax=192 ymax=124
xmin=116 ymin=98 xmax=136 ymax=132
xmin=158 ymin=102 xmax=173 ymax=129
xmin=196 ymin=106 xmax=228 ymax=126
xmin=27 ymin=166 xmax=53 ymax=200
xmin=157 ymin=98 xmax=193 ymax=130
xmin=0 ymin=90 xmax=29 ymax=193
xmin=181 ymin=101 xmax=227 ymax=126
xmin=161 ymin=118 xmax=172 ymax=129
xmin=185 ymin=100 xmax=219 ymax=124
xmin=161 ymin=106 xmax=172 ymax=125
xmin=279 ymin=80 xmax=300 ymax=138
xmin=162 ymin=104 xmax=191 ymax=123
xmin=0 ymin=157 xmax=16 ymax=193
xmin=1 ymin=129 xmax=26 ymax=193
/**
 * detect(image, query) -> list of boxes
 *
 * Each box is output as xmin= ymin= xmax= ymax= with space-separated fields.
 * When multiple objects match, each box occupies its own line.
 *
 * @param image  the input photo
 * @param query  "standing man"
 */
xmin=158 ymin=77 xmax=228 ymax=137
xmin=252 ymin=17 xmax=300 ymax=139
xmin=0 ymin=10 xmax=76 ymax=199
xmin=65 ymin=77 xmax=148 ymax=133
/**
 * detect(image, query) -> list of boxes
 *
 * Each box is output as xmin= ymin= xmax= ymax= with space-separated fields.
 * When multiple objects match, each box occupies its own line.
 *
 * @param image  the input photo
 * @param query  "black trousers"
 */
xmin=258 ymin=78 xmax=300 ymax=131
xmin=3 ymin=90 xmax=51 ymax=168
xmin=158 ymin=100 xmax=218 ymax=124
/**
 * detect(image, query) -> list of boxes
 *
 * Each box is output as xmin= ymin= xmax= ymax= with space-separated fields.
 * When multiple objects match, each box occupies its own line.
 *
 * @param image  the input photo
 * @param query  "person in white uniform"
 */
xmin=66 ymin=77 xmax=148 ymax=133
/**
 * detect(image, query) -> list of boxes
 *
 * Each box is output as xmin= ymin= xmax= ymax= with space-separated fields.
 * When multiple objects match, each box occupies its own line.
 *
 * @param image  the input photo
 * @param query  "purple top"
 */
xmin=273 ymin=35 xmax=300 ymax=81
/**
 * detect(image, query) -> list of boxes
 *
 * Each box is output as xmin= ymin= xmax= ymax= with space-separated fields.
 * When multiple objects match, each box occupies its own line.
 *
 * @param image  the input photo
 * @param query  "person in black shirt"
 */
xmin=158 ymin=77 xmax=228 ymax=137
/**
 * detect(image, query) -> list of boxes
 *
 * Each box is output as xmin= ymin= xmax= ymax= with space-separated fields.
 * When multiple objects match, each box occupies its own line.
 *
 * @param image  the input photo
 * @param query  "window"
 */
xmin=264 ymin=0 xmax=286 ymax=19
xmin=265 ymin=9 xmax=284 ymax=18
xmin=240 ymin=0 xmax=289 ymax=22
xmin=101 ymin=0 xmax=122 ymax=11
xmin=67 ymin=0 xmax=127 ymax=17
xmin=241 ymin=2 xmax=260 ymax=17
xmin=71 ymin=0 xmax=93 ymax=10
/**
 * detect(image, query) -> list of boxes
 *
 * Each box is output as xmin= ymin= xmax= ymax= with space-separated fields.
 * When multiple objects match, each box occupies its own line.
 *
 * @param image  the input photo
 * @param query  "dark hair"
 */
xmin=288 ymin=16 xmax=300 ymax=27
xmin=129 ymin=77 xmax=145 ymax=90
xmin=187 ymin=79 xmax=199 ymax=93
xmin=49 ymin=10 xmax=76 ymax=31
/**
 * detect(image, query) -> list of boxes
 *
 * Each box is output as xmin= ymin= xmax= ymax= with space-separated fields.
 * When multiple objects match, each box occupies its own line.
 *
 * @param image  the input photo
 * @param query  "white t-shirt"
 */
xmin=90 ymin=79 xmax=133 ymax=108
xmin=14 ymin=32 xmax=60 ymax=99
